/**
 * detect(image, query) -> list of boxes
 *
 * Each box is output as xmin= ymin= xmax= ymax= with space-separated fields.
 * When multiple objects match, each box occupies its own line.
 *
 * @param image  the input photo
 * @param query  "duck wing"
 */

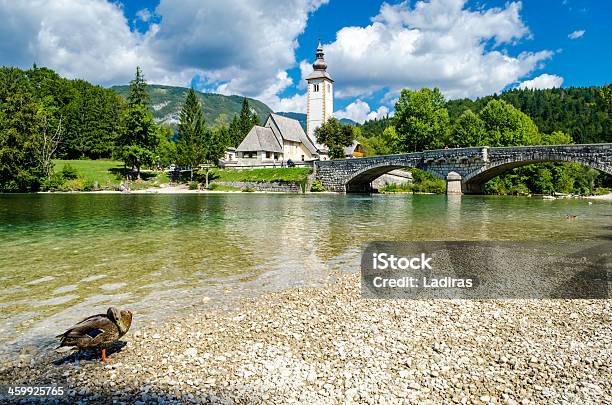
xmin=57 ymin=314 xmax=119 ymax=349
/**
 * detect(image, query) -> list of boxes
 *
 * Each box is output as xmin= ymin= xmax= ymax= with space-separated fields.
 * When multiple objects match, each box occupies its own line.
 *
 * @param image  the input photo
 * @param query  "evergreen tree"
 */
xmin=119 ymin=68 xmax=158 ymax=179
xmin=127 ymin=66 xmax=149 ymax=107
xmin=236 ymin=97 xmax=258 ymax=144
xmin=0 ymin=88 xmax=43 ymax=191
xmin=176 ymin=89 xmax=207 ymax=181
xmin=314 ymin=118 xmax=354 ymax=159
xmin=228 ymin=115 xmax=241 ymax=147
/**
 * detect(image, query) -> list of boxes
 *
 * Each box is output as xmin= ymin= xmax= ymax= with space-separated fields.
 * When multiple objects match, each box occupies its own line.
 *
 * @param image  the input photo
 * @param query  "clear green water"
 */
xmin=0 ymin=193 xmax=610 ymax=359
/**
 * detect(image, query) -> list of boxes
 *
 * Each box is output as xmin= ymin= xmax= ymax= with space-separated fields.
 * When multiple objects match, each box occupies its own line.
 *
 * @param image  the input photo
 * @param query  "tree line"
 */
xmin=0 ymin=66 xmax=260 ymax=191
xmin=356 ymin=86 xmax=611 ymax=194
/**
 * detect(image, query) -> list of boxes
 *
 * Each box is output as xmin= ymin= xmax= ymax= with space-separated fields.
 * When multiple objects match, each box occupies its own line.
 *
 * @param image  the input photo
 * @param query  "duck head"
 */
xmin=107 ymin=307 xmax=132 ymax=334
xmin=119 ymin=309 xmax=133 ymax=334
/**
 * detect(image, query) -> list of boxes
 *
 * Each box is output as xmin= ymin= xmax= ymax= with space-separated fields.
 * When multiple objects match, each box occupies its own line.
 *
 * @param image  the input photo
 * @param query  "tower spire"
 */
xmin=312 ymin=39 xmax=327 ymax=71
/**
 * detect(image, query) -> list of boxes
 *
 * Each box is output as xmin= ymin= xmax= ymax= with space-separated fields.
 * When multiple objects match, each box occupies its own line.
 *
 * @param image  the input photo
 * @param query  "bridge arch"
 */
xmin=462 ymin=148 xmax=612 ymax=194
xmin=345 ymin=163 xmax=430 ymax=192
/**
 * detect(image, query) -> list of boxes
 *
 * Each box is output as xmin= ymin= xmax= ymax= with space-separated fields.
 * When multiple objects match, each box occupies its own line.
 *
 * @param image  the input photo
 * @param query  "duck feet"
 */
xmin=101 ymin=348 xmax=108 ymax=362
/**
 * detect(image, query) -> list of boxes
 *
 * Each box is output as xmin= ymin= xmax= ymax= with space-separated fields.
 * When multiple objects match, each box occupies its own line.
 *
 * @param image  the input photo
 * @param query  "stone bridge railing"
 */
xmin=314 ymin=144 xmax=612 ymax=194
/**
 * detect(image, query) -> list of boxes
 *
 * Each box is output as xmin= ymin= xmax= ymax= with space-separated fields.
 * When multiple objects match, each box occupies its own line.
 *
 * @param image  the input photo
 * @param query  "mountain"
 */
xmin=276 ymin=112 xmax=358 ymax=130
xmin=111 ymin=84 xmax=272 ymax=126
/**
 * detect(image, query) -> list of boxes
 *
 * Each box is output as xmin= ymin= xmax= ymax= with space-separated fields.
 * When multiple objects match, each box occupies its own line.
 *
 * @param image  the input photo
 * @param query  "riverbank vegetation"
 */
xmin=0 ymin=66 xmax=260 ymax=192
xmin=379 ymin=169 xmax=446 ymax=194
xmin=1 ymin=63 xmax=610 ymax=194
xmin=358 ymin=85 xmax=612 ymax=195
xmin=206 ymin=168 xmax=311 ymax=183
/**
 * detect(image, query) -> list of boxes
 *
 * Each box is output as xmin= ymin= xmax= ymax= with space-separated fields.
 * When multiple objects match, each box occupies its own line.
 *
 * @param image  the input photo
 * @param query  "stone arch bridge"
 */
xmin=314 ymin=144 xmax=612 ymax=194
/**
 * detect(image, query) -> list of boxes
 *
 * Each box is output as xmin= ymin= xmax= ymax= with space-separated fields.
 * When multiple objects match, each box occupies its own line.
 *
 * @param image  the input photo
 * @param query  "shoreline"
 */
xmin=1 ymin=272 xmax=610 ymax=404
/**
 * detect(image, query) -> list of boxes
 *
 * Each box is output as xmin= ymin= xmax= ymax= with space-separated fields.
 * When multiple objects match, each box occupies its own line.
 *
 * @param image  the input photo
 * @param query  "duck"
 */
xmin=565 ymin=214 xmax=577 ymax=220
xmin=57 ymin=307 xmax=132 ymax=361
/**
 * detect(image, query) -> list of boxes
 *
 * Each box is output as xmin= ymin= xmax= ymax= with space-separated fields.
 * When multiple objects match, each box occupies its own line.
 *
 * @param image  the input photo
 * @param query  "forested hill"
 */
xmin=446 ymin=86 xmax=611 ymax=144
xmin=360 ymin=85 xmax=611 ymax=144
xmin=111 ymin=85 xmax=272 ymax=126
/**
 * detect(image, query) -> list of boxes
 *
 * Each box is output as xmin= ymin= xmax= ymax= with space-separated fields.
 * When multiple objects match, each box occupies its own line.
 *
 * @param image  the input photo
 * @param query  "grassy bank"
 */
xmin=207 ymin=167 xmax=312 ymax=183
xmin=49 ymin=160 xmax=169 ymax=191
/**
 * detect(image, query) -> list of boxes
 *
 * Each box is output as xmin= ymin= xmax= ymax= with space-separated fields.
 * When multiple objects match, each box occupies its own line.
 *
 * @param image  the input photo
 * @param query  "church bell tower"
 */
xmin=306 ymin=40 xmax=334 ymax=141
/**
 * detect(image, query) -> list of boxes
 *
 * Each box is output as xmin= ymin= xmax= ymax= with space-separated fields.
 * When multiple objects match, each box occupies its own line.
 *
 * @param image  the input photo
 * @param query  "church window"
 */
xmin=266 ymin=151 xmax=271 ymax=159
xmin=328 ymin=83 xmax=331 ymax=92
xmin=313 ymin=84 xmax=319 ymax=92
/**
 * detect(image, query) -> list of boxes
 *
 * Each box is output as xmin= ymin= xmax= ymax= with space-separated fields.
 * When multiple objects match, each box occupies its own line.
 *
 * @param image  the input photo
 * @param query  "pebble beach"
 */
xmin=1 ymin=272 xmax=610 ymax=404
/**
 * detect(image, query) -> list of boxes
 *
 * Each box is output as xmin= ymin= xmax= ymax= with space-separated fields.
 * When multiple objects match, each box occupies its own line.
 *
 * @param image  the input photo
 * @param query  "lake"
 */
xmin=0 ymin=193 xmax=610 ymax=360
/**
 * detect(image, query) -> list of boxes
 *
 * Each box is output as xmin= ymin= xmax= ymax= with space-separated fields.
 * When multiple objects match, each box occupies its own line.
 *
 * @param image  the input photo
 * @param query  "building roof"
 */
xmin=268 ymin=113 xmax=303 ymax=143
xmin=306 ymin=40 xmax=333 ymax=82
xmin=236 ymin=126 xmax=282 ymax=153
xmin=305 ymin=70 xmax=334 ymax=81
xmin=343 ymin=140 xmax=362 ymax=156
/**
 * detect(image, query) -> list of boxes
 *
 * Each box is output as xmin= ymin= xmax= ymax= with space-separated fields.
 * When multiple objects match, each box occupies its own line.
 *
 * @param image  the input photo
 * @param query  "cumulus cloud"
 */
xmin=517 ymin=73 xmax=564 ymax=90
xmin=322 ymin=0 xmax=553 ymax=99
xmin=0 ymin=0 xmax=556 ymax=113
xmin=0 ymin=0 xmax=327 ymax=109
xmin=335 ymin=100 xmax=390 ymax=124
xmin=568 ymin=30 xmax=585 ymax=39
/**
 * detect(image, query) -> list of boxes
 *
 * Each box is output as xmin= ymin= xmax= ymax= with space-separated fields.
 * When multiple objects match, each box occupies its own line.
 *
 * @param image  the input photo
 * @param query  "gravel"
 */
xmin=0 ymin=272 xmax=610 ymax=404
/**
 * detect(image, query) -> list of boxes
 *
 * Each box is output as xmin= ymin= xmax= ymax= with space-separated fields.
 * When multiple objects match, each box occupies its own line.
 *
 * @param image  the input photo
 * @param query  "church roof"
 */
xmin=268 ymin=113 xmax=303 ymax=143
xmin=236 ymin=126 xmax=282 ymax=153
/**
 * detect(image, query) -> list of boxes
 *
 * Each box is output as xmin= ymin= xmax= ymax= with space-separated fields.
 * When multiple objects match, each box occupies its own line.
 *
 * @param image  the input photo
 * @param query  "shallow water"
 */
xmin=0 ymin=193 xmax=610 ymax=359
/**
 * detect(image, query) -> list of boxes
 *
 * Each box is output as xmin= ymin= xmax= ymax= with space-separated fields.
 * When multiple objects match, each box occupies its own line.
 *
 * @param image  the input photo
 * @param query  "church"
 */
xmin=231 ymin=41 xmax=362 ymax=166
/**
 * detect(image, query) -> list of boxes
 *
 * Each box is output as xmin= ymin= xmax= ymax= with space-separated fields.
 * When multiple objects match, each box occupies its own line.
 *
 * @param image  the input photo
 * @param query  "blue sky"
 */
xmin=0 ymin=1 xmax=609 ymax=123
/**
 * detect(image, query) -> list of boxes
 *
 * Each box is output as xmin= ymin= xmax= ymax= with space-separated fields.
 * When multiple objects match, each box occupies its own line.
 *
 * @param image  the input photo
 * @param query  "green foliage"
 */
xmin=241 ymin=187 xmax=256 ymax=192
xmin=207 ymin=183 xmax=241 ymax=191
xmin=310 ymin=179 xmax=326 ymax=192
xmin=155 ymin=125 xmax=177 ymax=168
xmin=447 ymin=86 xmax=611 ymax=144
xmin=448 ymin=110 xmax=486 ymax=147
xmin=394 ymin=88 xmax=450 ymax=152
xmin=119 ymin=69 xmax=159 ymax=178
xmin=0 ymin=80 xmax=43 ymax=191
xmin=188 ymin=181 xmax=199 ymax=190
xmin=225 ymin=98 xmax=261 ymax=147
xmin=314 ymin=118 xmax=355 ymax=159
xmin=127 ymin=67 xmax=149 ymax=107
xmin=379 ymin=169 xmax=445 ymax=194
xmin=177 ymin=89 xmax=207 ymax=179
xmin=61 ymin=163 xmax=78 ymax=179
xmin=542 ymin=130 xmax=573 ymax=145
xmin=478 ymin=99 xmax=541 ymax=146
xmin=358 ymin=125 xmax=400 ymax=156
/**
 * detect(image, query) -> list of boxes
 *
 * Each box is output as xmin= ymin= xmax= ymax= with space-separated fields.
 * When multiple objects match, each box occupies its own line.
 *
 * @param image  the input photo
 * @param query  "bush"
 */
xmin=61 ymin=164 xmax=79 ymax=180
xmin=310 ymin=180 xmax=326 ymax=192
xmin=41 ymin=173 xmax=65 ymax=191
xmin=241 ymin=187 xmax=256 ymax=192
xmin=188 ymin=181 xmax=199 ymax=190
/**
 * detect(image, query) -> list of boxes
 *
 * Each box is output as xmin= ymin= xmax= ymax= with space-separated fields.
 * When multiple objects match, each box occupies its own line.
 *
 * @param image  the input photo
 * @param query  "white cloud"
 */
xmin=568 ymin=30 xmax=585 ymax=39
xmin=0 ymin=0 xmax=328 ymax=110
xmin=323 ymin=0 xmax=554 ymax=99
xmin=517 ymin=73 xmax=564 ymax=90
xmin=335 ymin=100 xmax=390 ymax=124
